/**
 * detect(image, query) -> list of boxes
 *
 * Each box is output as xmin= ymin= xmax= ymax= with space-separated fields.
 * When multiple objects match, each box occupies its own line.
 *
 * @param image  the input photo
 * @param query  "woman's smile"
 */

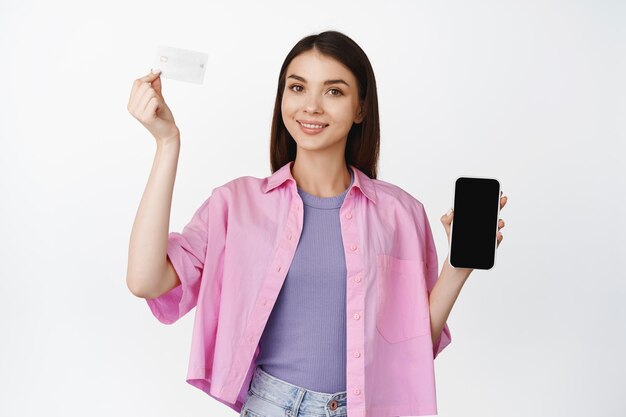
xmin=297 ymin=120 xmax=329 ymax=135
xmin=281 ymin=49 xmax=364 ymax=147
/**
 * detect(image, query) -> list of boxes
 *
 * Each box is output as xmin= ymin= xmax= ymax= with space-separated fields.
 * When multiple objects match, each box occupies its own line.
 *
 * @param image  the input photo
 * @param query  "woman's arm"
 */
xmin=126 ymin=137 xmax=181 ymax=298
xmin=430 ymin=193 xmax=507 ymax=345
xmin=429 ymin=256 xmax=470 ymax=345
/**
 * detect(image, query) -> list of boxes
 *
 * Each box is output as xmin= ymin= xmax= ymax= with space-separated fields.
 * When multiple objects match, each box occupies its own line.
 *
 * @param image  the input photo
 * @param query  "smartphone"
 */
xmin=448 ymin=176 xmax=501 ymax=270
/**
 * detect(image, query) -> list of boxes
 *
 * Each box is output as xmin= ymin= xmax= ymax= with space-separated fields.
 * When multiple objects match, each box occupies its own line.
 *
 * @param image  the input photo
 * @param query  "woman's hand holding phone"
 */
xmin=440 ymin=190 xmax=508 ymax=274
xmin=127 ymin=69 xmax=180 ymax=146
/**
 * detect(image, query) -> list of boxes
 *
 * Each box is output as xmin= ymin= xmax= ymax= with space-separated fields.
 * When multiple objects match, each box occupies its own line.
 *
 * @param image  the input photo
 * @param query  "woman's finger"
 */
xmin=130 ymin=70 xmax=162 ymax=101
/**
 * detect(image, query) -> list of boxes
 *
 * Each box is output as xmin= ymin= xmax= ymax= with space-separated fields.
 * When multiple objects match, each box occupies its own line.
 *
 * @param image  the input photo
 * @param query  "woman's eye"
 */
xmin=328 ymin=88 xmax=343 ymax=96
xmin=287 ymin=84 xmax=343 ymax=96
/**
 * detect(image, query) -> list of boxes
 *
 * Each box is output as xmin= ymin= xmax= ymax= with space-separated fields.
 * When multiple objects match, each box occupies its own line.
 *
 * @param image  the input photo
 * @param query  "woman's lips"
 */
xmin=298 ymin=120 xmax=328 ymax=135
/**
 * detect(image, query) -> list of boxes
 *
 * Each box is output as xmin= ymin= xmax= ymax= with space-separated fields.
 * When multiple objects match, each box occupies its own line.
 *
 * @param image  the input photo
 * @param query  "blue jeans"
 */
xmin=240 ymin=365 xmax=348 ymax=417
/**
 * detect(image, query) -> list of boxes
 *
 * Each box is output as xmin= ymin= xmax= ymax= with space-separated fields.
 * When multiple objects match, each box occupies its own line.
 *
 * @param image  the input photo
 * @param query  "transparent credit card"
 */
xmin=153 ymin=45 xmax=208 ymax=84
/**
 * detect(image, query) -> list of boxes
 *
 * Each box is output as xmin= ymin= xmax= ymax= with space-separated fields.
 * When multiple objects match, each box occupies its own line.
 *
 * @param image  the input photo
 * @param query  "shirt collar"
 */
xmin=262 ymin=160 xmax=377 ymax=204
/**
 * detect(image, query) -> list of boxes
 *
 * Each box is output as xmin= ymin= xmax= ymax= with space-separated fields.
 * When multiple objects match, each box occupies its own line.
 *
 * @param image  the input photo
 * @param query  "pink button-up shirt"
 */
xmin=145 ymin=160 xmax=452 ymax=417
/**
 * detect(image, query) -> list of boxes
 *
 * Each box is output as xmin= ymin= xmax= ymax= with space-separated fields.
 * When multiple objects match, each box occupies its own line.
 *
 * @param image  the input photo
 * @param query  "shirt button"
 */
xmin=287 ymin=233 xmax=292 ymax=240
xmin=353 ymin=387 xmax=361 ymax=395
xmin=263 ymin=299 xmax=268 ymax=307
xmin=350 ymin=244 xmax=357 ymax=251
xmin=277 ymin=265 xmax=282 ymax=272
xmin=354 ymin=275 xmax=361 ymax=283
xmin=353 ymin=351 xmax=360 ymax=358
xmin=346 ymin=211 xmax=352 ymax=219
xmin=353 ymin=313 xmax=360 ymax=320
xmin=248 ymin=335 xmax=253 ymax=343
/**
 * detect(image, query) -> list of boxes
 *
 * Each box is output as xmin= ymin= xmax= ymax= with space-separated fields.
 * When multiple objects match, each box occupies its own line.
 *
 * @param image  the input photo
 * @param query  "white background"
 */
xmin=1 ymin=0 xmax=624 ymax=416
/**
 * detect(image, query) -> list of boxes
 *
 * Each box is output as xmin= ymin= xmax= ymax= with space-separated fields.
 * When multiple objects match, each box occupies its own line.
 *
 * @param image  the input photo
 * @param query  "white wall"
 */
xmin=1 ymin=0 xmax=624 ymax=416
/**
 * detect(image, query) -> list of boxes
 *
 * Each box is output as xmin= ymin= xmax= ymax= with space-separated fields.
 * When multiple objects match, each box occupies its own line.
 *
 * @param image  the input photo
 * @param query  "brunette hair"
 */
xmin=269 ymin=30 xmax=380 ymax=179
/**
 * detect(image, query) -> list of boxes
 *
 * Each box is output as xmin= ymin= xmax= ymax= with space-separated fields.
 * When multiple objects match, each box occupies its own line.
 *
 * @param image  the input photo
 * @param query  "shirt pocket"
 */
xmin=376 ymin=254 xmax=430 ymax=343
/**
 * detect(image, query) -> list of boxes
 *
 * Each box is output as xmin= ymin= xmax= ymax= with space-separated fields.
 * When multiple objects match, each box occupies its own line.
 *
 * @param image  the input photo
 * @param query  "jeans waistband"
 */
xmin=249 ymin=366 xmax=348 ymax=417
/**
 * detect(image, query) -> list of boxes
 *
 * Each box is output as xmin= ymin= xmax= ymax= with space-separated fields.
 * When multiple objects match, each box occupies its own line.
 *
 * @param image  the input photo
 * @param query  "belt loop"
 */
xmin=288 ymin=388 xmax=305 ymax=417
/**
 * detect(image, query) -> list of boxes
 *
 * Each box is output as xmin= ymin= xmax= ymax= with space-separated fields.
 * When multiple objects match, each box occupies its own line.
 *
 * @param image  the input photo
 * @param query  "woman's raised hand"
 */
xmin=441 ymin=192 xmax=508 ymax=248
xmin=127 ymin=69 xmax=180 ymax=145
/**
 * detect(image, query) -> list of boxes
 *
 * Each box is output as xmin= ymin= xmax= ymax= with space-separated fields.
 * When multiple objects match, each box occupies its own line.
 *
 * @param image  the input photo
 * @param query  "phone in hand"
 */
xmin=448 ymin=176 xmax=501 ymax=270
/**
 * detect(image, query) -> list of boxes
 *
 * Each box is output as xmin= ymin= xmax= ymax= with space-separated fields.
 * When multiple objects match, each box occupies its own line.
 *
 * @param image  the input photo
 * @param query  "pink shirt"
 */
xmin=145 ymin=160 xmax=452 ymax=417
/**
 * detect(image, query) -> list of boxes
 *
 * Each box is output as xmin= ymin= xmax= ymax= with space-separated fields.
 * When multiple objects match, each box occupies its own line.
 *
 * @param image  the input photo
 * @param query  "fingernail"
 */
xmin=151 ymin=68 xmax=161 ymax=74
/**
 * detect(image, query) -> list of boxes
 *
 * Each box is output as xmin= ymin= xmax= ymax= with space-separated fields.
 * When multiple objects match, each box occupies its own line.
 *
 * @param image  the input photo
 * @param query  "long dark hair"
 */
xmin=269 ymin=30 xmax=380 ymax=179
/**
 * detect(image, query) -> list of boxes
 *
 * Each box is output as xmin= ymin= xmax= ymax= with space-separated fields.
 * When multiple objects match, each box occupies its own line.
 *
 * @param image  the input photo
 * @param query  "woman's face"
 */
xmin=281 ymin=50 xmax=363 ymax=154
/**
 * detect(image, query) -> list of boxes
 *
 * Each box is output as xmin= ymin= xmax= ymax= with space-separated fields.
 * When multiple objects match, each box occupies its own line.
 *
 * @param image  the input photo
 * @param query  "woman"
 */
xmin=127 ymin=31 xmax=507 ymax=417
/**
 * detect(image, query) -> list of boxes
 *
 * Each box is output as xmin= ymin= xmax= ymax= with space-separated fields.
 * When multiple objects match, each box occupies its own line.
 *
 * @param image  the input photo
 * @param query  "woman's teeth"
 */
xmin=299 ymin=121 xmax=326 ymax=129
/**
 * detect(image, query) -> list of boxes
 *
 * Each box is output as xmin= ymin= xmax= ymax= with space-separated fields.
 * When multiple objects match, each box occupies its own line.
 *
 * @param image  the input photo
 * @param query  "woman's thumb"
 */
xmin=149 ymin=68 xmax=163 ymax=95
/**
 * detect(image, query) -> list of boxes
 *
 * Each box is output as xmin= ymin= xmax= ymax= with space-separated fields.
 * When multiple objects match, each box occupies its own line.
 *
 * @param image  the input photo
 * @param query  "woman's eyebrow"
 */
xmin=287 ymin=74 xmax=350 ymax=87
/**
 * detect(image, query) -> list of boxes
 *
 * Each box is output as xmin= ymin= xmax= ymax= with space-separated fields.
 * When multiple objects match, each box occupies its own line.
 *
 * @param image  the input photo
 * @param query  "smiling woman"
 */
xmin=129 ymin=30 xmax=457 ymax=417
xmin=269 ymin=31 xmax=380 ymax=192
xmin=280 ymin=52 xmax=363 ymax=154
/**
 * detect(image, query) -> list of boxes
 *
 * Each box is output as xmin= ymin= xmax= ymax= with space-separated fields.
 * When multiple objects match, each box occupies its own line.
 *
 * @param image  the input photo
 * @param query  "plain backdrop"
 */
xmin=1 ymin=0 xmax=624 ymax=416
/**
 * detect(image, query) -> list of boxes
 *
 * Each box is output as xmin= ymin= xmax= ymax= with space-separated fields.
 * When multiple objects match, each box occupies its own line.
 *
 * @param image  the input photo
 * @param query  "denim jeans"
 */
xmin=240 ymin=365 xmax=348 ymax=417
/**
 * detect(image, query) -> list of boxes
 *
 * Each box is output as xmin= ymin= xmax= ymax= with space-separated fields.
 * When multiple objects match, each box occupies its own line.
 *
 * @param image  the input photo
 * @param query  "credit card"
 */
xmin=153 ymin=45 xmax=208 ymax=84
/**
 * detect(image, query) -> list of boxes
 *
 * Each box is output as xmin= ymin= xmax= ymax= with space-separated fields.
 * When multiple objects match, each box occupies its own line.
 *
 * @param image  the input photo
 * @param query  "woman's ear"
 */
xmin=355 ymin=105 xmax=365 ymax=124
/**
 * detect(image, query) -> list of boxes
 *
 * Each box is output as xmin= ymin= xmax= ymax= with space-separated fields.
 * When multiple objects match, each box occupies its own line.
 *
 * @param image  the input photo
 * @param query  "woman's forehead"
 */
xmin=286 ymin=51 xmax=355 ymax=85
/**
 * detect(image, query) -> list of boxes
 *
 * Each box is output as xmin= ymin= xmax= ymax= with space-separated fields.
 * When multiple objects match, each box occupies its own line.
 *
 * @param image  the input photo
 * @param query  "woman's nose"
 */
xmin=304 ymin=94 xmax=323 ymax=113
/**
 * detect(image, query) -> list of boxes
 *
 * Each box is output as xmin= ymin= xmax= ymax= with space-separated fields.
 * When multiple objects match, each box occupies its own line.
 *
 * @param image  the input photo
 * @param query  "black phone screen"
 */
xmin=449 ymin=177 xmax=501 ymax=270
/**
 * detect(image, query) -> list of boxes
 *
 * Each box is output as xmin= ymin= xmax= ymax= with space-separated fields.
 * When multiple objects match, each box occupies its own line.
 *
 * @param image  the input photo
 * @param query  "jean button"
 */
xmin=329 ymin=399 xmax=338 ymax=410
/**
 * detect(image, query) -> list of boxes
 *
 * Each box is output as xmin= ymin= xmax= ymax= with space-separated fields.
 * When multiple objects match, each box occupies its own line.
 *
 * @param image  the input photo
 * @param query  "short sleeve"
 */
xmin=145 ymin=191 xmax=217 ymax=324
xmin=421 ymin=204 xmax=452 ymax=359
